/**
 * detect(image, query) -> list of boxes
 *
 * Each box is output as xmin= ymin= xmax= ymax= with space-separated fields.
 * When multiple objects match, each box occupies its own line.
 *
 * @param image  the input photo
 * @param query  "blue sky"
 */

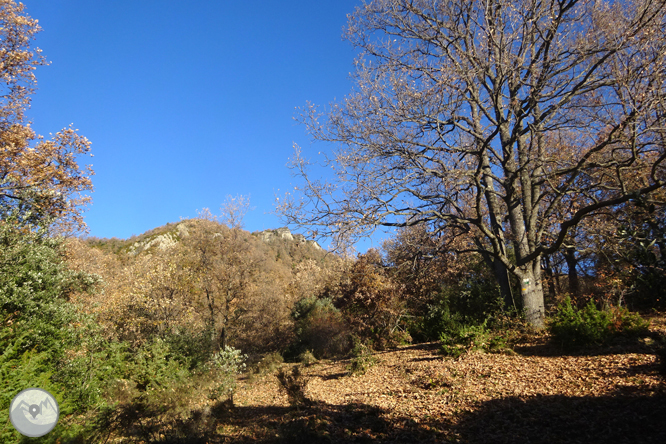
xmin=23 ymin=0 xmax=390 ymax=252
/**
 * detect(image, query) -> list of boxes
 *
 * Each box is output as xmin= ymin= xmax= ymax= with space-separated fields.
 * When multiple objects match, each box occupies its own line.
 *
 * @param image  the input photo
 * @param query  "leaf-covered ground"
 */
xmin=106 ymin=316 xmax=666 ymax=443
xmin=223 ymin=316 xmax=666 ymax=443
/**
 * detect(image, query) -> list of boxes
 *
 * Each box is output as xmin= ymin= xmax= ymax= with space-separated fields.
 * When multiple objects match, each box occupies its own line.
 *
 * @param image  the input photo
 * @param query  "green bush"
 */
xmin=298 ymin=350 xmax=318 ymax=366
xmin=161 ymin=326 xmax=216 ymax=371
xmin=410 ymin=276 xmax=503 ymax=343
xmin=549 ymin=297 xmax=649 ymax=348
xmin=415 ymin=302 xmax=466 ymax=342
xmin=439 ymin=321 xmax=509 ymax=358
xmin=251 ymin=351 xmax=285 ymax=375
xmin=204 ymin=345 xmax=247 ymax=402
xmin=0 ymin=219 xmax=106 ymax=442
xmin=347 ymin=339 xmax=378 ymax=375
xmin=286 ymin=296 xmax=351 ymax=360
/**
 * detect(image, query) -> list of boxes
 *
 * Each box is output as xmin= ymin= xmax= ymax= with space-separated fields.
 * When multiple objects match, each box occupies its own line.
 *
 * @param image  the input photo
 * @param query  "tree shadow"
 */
xmin=513 ymin=335 xmax=659 ymax=358
xmin=93 ymin=382 xmax=666 ymax=444
xmin=317 ymin=371 xmax=348 ymax=381
xmin=99 ymin=399 xmax=452 ymax=443
xmin=452 ymin=385 xmax=666 ymax=444
xmin=214 ymin=401 xmax=450 ymax=443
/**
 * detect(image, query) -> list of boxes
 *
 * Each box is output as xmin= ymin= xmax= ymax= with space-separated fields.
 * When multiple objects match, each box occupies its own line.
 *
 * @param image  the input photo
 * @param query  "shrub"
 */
xmin=347 ymin=340 xmax=378 ymax=375
xmin=251 ymin=351 xmax=284 ymax=375
xmin=410 ymin=281 xmax=504 ymax=343
xmin=417 ymin=302 xmax=466 ymax=342
xmin=299 ymin=350 xmax=318 ymax=366
xmin=337 ymin=250 xmax=406 ymax=349
xmin=0 ymin=219 xmax=105 ymax=442
xmin=287 ymin=296 xmax=351 ymax=359
xmin=205 ymin=345 xmax=247 ymax=402
xmin=549 ymin=297 xmax=649 ymax=348
xmin=439 ymin=321 xmax=509 ymax=358
xmin=161 ymin=326 xmax=215 ymax=371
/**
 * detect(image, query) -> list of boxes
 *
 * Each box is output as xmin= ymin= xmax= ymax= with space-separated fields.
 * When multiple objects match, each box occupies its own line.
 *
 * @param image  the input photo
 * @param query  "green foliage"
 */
xmin=410 ymin=274 xmax=502 ymax=343
xmin=411 ymin=294 xmax=517 ymax=358
xmin=287 ymin=296 xmax=351 ymax=359
xmin=251 ymin=351 xmax=285 ymax=375
xmin=205 ymin=345 xmax=247 ymax=401
xmin=549 ymin=297 xmax=649 ymax=348
xmin=347 ymin=339 xmax=378 ymax=375
xmin=417 ymin=302 xmax=466 ymax=343
xmin=0 ymin=218 xmax=107 ymax=441
xmin=298 ymin=349 xmax=318 ymax=366
xmin=161 ymin=327 xmax=216 ymax=371
xmin=439 ymin=321 xmax=509 ymax=358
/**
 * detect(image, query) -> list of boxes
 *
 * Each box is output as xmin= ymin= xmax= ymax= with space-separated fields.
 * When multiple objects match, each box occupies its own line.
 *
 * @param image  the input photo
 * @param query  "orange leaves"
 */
xmin=0 ymin=1 xmax=93 ymax=233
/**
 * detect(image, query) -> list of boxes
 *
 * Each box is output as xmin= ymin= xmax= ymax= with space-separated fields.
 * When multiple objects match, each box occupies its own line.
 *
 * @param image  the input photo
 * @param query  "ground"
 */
xmin=225 ymin=316 xmax=666 ymax=443
xmin=101 ymin=316 xmax=666 ymax=443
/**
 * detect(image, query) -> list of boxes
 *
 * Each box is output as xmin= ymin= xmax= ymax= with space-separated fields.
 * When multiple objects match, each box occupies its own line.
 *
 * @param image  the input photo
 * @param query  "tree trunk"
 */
xmin=563 ymin=247 xmax=580 ymax=297
xmin=519 ymin=262 xmax=545 ymax=329
xmin=219 ymin=324 xmax=226 ymax=351
xmin=479 ymin=246 xmax=516 ymax=310
xmin=543 ymin=255 xmax=558 ymax=300
xmin=494 ymin=258 xmax=516 ymax=310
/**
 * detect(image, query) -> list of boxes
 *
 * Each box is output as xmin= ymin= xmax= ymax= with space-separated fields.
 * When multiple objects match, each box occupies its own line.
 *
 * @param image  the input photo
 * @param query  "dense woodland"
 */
xmin=1 ymin=0 xmax=666 ymax=442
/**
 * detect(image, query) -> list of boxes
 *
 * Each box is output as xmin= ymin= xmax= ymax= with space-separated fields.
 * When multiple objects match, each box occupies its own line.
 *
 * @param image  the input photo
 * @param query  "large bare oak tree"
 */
xmin=279 ymin=0 xmax=666 ymax=328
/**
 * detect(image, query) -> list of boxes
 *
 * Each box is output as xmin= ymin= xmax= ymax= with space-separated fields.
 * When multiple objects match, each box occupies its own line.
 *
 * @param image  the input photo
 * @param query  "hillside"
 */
xmin=81 ymin=220 xmax=328 ymax=262
xmin=67 ymin=219 xmax=344 ymax=355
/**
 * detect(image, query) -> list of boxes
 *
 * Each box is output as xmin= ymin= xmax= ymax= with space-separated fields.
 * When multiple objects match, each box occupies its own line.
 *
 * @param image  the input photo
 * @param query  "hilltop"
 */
xmin=67 ymin=218 xmax=343 ymax=355
xmin=81 ymin=220 xmax=326 ymax=260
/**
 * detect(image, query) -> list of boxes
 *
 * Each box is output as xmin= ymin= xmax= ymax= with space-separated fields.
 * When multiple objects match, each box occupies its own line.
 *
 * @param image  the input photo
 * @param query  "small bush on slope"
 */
xmin=549 ymin=297 xmax=649 ymax=348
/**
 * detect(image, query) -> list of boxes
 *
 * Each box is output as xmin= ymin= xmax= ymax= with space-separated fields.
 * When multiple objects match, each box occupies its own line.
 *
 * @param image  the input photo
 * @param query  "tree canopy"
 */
xmin=280 ymin=0 xmax=666 ymax=327
xmin=0 ymin=0 xmax=93 ymax=233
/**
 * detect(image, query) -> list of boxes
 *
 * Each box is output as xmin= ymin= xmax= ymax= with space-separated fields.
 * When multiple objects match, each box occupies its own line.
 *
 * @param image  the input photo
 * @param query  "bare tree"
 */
xmin=219 ymin=194 xmax=253 ymax=230
xmin=279 ymin=0 xmax=666 ymax=328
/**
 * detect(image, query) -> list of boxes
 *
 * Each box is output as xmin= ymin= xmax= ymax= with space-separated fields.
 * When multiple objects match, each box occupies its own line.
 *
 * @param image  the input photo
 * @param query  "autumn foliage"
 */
xmin=1 ymin=0 xmax=666 ymax=442
xmin=0 ymin=1 xmax=93 ymax=234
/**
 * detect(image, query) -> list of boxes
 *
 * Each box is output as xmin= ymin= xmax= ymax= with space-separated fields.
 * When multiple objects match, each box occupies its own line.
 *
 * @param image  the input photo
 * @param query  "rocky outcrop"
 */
xmin=276 ymin=227 xmax=293 ymax=241
xmin=128 ymin=222 xmax=190 ymax=255
xmin=129 ymin=232 xmax=177 ymax=254
xmin=308 ymin=240 xmax=322 ymax=250
xmin=255 ymin=227 xmax=322 ymax=250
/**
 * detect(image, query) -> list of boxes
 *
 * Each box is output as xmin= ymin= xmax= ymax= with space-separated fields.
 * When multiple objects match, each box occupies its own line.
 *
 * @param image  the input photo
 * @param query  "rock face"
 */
xmin=128 ymin=222 xmax=191 ymax=255
xmin=129 ymin=233 xmax=177 ymax=254
xmin=276 ymin=227 xmax=293 ymax=241
xmin=255 ymin=227 xmax=322 ymax=250
xmin=177 ymin=222 xmax=189 ymax=238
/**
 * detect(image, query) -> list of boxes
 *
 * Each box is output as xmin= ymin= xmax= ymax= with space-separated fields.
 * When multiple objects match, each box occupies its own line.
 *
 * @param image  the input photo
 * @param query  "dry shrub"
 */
xmin=338 ymin=249 xmax=406 ymax=349
xmin=276 ymin=366 xmax=312 ymax=407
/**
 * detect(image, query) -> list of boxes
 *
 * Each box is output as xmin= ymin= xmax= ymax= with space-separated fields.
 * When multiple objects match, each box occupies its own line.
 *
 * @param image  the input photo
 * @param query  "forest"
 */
xmin=1 ymin=0 xmax=666 ymax=442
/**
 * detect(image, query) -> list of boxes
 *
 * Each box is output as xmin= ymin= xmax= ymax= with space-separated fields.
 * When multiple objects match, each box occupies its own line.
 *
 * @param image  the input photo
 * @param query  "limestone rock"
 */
xmin=276 ymin=227 xmax=293 ymax=240
xmin=254 ymin=227 xmax=323 ymax=250
xmin=177 ymin=222 xmax=189 ymax=238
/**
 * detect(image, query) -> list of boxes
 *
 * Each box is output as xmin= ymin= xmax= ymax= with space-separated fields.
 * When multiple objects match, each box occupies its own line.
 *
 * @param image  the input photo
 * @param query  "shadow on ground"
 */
xmin=94 ymin=381 xmax=666 ymax=444
xmin=96 ymin=400 xmax=450 ymax=443
xmin=453 ymin=385 xmax=666 ymax=444
xmin=513 ymin=333 xmax=662 ymax=358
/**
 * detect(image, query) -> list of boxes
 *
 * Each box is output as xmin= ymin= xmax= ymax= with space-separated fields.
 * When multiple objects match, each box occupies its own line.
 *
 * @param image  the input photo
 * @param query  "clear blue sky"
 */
xmin=23 ymin=0 xmax=389 ymax=252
